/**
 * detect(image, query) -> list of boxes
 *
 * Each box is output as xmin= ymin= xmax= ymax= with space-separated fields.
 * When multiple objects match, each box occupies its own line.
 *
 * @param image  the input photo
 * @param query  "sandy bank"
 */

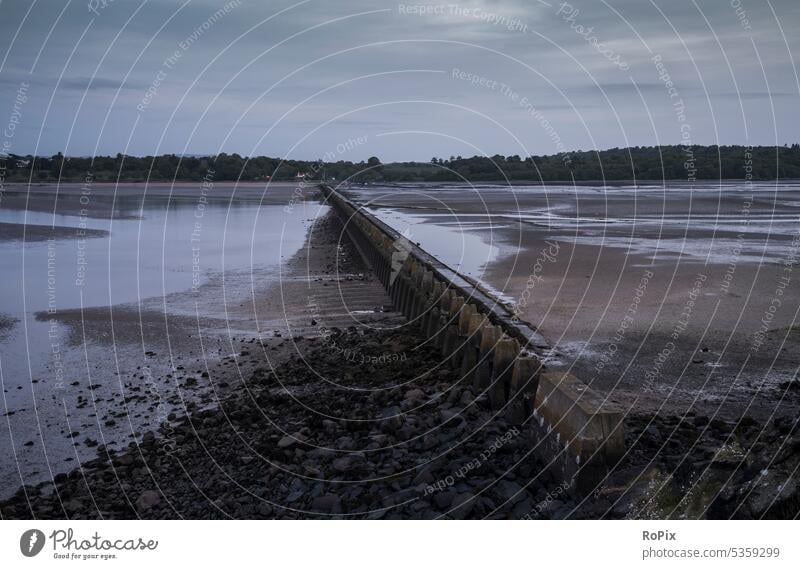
xmin=0 ymin=221 xmax=107 ymax=242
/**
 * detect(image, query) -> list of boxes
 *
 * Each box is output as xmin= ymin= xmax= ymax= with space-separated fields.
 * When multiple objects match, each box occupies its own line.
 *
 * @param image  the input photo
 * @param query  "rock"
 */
xmin=440 ymin=408 xmax=460 ymax=423
xmin=332 ymin=453 xmax=365 ymax=473
xmin=117 ymin=454 xmax=134 ymax=466
xmin=379 ymin=406 xmax=403 ymax=432
xmin=434 ymin=490 xmax=457 ymax=509
xmin=450 ymin=492 xmax=476 ymax=519
xmin=136 ymin=490 xmax=161 ymax=512
xmin=495 ymin=480 xmax=525 ymax=505
xmin=278 ymin=433 xmax=302 ymax=449
xmin=286 ymin=489 xmax=304 ymax=503
xmin=404 ymin=389 xmax=425 ymax=403
xmin=413 ymin=465 xmax=435 ymax=485
xmin=322 ymin=419 xmax=337 ymax=434
xmin=312 ymin=494 xmax=342 ymax=514
xmin=332 ymin=456 xmax=353 ymax=472
xmin=65 ymin=498 xmax=83 ymax=511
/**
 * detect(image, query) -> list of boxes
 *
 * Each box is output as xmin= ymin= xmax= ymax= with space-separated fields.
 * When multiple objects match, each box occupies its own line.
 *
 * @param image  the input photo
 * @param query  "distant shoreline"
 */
xmin=3 ymin=178 xmax=799 ymax=187
xmin=3 ymin=144 xmax=799 ymax=184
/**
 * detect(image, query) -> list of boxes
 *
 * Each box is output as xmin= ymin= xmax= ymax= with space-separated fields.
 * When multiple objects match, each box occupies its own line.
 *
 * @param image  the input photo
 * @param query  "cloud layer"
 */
xmin=1 ymin=0 xmax=798 ymax=160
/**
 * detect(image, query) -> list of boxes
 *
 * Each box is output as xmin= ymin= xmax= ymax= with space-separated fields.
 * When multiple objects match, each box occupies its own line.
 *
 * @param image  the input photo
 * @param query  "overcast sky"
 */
xmin=1 ymin=0 xmax=798 ymax=161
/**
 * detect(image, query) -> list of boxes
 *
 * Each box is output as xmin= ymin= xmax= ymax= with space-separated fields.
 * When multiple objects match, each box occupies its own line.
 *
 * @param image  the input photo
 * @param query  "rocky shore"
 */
xmin=0 ymin=325 xmax=562 ymax=519
xmin=2 ymin=318 xmax=798 ymax=519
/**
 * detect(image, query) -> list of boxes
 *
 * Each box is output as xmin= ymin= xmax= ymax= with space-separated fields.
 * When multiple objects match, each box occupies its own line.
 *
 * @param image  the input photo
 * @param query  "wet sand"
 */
xmin=344 ymin=183 xmax=800 ymax=423
xmin=0 ymin=314 xmax=16 ymax=340
xmin=0 ymin=222 xmax=108 ymax=242
xmin=1 ymin=181 xmax=317 ymax=220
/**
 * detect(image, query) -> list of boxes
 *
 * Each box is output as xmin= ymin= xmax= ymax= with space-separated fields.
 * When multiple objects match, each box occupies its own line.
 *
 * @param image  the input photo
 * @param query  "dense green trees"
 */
xmin=423 ymin=145 xmax=800 ymax=182
xmin=2 ymin=144 xmax=798 ymax=184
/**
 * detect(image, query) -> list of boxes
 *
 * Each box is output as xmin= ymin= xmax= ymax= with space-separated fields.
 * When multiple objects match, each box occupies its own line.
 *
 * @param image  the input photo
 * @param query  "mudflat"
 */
xmin=344 ymin=183 xmax=800 ymax=421
xmin=0 ymin=221 xmax=107 ymax=242
xmin=1 ymin=181 xmax=310 ymax=219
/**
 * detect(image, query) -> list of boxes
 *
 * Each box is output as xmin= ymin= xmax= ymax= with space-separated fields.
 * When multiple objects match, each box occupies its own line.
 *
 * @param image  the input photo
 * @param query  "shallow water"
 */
xmin=0 ymin=184 xmax=325 ymax=496
xmin=349 ymin=181 xmax=800 ymax=272
xmin=0 ymin=189 xmax=321 ymax=387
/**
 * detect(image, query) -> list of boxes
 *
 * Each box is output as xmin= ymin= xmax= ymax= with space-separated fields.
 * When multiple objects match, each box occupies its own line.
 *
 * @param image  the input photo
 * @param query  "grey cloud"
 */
xmin=60 ymin=76 xmax=144 ymax=91
xmin=0 ymin=0 xmax=797 ymax=160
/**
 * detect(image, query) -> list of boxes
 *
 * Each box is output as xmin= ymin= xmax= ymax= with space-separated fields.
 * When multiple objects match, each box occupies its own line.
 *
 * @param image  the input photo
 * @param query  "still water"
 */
xmin=0 ymin=187 xmax=321 ymax=392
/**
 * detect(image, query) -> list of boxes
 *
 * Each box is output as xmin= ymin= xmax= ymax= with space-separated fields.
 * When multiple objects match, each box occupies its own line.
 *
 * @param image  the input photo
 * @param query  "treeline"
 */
xmin=426 ymin=145 xmax=800 ymax=182
xmin=0 ymin=153 xmax=386 ymax=183
xmin=2 ymin=145 xmax=799 ymax=184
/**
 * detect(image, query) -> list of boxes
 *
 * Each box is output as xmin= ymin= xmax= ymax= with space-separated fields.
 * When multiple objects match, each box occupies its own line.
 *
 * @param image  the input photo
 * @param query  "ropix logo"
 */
xmin=389 ymin=228 xmax=414 ymax=285
xmin=20 ymin=529 xmax=46 ymax=557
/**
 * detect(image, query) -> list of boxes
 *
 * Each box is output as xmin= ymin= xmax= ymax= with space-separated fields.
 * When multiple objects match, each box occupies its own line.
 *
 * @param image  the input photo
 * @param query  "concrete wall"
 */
xmin=320 ymin=185 xmax=625 ymax=495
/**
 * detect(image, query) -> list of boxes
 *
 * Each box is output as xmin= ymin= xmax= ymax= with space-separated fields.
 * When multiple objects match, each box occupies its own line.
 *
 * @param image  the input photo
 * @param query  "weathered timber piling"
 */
xmin=320 ymin=184 xmax=624 ymax=496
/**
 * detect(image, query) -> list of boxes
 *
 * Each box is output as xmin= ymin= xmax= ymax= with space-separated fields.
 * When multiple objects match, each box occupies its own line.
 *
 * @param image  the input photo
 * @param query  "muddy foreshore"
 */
xmin=2 ymin=206 xmax=799 ymax=519
xmin=1 ymin=322 xmax=798 ymax=519
xmin=0 ymin=222 xmax=108 ymax=242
